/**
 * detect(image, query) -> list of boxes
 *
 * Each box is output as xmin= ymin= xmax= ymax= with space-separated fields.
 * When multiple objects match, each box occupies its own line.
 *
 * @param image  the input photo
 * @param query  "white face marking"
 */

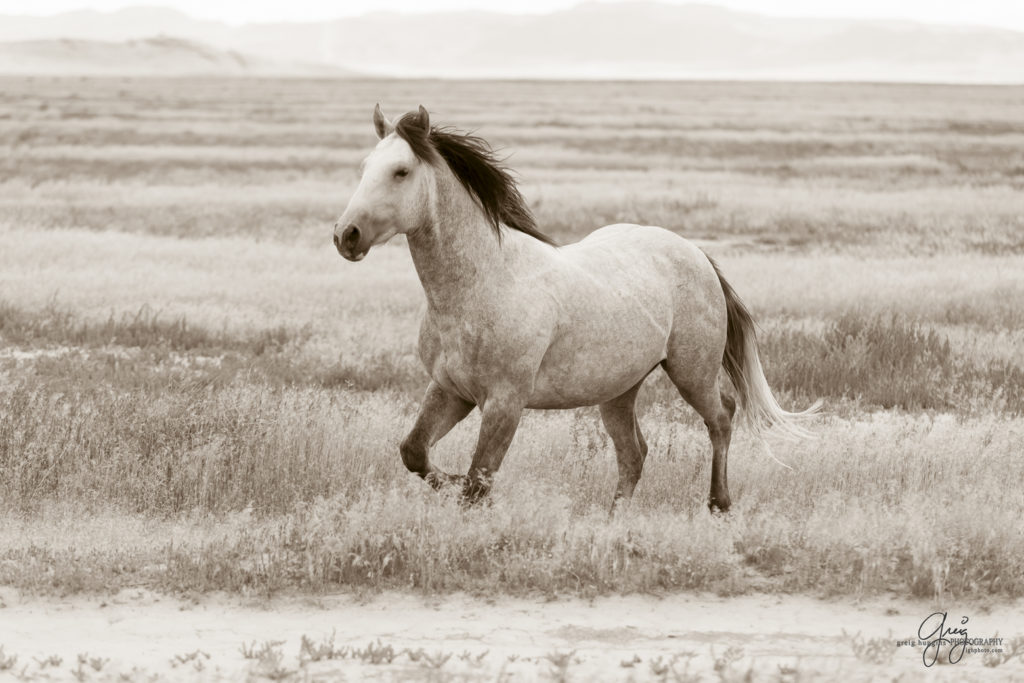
xmin=335 ymin=134 xmax=433 ymax=258
xmin=362 ymin=135 xmax=416 ymax=184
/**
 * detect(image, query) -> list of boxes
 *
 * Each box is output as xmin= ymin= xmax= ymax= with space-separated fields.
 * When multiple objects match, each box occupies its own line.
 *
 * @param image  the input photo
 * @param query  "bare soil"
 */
xmin=1 ymin=589 xmax=1021 ymax=680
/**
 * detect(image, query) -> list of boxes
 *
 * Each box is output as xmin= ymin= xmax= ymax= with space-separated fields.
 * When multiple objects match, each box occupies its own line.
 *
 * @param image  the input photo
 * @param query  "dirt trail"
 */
xmin=0 ymin=589 xmax=1021 ymax=680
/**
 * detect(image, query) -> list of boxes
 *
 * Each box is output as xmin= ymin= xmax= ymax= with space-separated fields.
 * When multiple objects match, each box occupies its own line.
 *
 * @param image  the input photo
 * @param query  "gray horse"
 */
xmin=334 ymin=105 xmax=817 ymax=511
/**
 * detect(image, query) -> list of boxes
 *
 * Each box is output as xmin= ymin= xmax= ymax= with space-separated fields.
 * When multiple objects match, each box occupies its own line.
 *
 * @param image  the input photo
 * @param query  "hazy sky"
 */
xmin=3 ymin=0 xmax=1023 ymax=31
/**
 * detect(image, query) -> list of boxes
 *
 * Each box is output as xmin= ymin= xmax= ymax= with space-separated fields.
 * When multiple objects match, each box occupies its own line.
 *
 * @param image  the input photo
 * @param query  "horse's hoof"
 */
xmin=708 ymin=499 xmax=731 ymax=515
xmin=608 ymin=496 xmax=632 ymax=518
xmin=424 ymin=470 xmax=463 ymax=490
xmin=459 ymin=478 xmax=492 ymax=506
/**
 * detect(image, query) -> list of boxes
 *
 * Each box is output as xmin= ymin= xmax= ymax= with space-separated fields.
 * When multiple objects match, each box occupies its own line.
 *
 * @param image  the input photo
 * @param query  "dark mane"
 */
xmin=394 ymin=112 xmax=556 ymax=246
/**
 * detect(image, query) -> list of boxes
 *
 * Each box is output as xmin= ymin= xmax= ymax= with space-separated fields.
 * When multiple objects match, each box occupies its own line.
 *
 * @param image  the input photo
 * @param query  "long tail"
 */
xmin=708 ymin=255 xmax=821 ymax=441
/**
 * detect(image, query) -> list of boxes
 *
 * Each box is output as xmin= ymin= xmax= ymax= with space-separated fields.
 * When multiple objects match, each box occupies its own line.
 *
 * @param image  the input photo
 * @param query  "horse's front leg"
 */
xmin=462 ymin=392 xmax=525 ymax=504
xmin=401 ymin=381 xmax=475 ymax=489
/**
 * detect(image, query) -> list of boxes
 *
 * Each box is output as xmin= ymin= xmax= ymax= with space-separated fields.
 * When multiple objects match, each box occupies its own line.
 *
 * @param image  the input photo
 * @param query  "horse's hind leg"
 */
xmin=599 ymin=380 xmax=646 ymax=511
xmin=663 ymin=362 xmax=736 ymax=512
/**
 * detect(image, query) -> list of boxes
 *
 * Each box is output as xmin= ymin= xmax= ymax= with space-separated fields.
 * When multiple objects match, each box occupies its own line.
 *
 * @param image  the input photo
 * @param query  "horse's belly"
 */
xmin=528 ymin=315 xmax=669 ymax=409
xmin=529 ymin=363 xmax=660 ymax=409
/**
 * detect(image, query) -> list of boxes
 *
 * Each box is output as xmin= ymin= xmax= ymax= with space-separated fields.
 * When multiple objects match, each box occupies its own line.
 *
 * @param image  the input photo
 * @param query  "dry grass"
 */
xmin=2 ymin=400 xmax=1022 ymax=599
xmin=2 ymin=77 xmax=1023 ymax=250
xmin=1 ymin=77 xmax=1023 ymax=601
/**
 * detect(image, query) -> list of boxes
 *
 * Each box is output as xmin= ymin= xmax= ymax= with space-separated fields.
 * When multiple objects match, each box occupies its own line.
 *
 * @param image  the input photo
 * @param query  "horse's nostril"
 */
xmin=334 ymin=225 xmax=361 ymax=257
xmin=342 ymin=225 xmax=360 ymax=248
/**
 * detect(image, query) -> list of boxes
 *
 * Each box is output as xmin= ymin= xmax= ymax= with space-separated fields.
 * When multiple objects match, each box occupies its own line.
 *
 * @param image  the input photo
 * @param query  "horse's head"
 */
xmin=333 ymin=104 xmax=435 ymax=261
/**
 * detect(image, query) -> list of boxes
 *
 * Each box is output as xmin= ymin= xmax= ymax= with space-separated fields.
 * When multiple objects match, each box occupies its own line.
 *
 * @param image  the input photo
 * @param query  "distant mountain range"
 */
xmin=1 ymin=2 xmax=1022 ymax=81
xmin=0 ymin=37 xmax=351 ymax=76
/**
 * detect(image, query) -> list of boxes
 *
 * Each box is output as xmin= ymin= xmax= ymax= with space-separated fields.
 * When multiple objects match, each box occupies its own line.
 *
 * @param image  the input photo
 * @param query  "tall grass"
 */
xmin=4 ymin=298 xmax=1023 ymax=599
xmin=2 ymin=388 xmax=1022 ymax=599
xmin=2 ymin=298 xmax=1023 ymax=600
xmin=761 ymin=313 xmax=1024 ymax=414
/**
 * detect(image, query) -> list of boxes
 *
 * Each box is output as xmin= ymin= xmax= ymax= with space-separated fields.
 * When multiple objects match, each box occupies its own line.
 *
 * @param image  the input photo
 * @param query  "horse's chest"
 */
xmin=418 ymin=317 xmax=499 ymax=401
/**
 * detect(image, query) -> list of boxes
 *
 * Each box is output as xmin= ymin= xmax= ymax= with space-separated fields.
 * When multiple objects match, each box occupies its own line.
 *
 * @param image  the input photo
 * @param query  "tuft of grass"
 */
xmin=240 ymin=640 xmax=284 ymax=661
xmin=352 ymin=640 xmax=398 ymax=665
xmin=419 ymin=650 xmax=451 ymax=669
xmin=982 ymin=635 xmax=1024 ymax=668
xmin=762 ymin=313 xmax=1024 ymax=414
xmin=34 ymin=655 xmax=62 ymax=669
xmin=543 ymin=649 xmax=577 ymax=682
xmin=170 ymin=650 xmax=210 ymax=669
xmin=0 ymin=647 xmax=17 ymax=671
xmin=252 ymin=642 xmax=292 ymax=681
xmin=298 ymin=632 xmax=347 ymax=664
xmin=843 ymin=630 xmax=895 ymax=665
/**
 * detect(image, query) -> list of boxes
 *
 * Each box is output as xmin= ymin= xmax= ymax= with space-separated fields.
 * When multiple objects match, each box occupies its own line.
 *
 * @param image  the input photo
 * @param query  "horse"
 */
xmin=333 ymin=104 xmax=818 ymax=512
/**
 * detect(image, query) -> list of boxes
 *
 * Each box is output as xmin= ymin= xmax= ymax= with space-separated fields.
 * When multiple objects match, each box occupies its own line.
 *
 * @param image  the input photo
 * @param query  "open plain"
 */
xmin=1 ymin=77 xmax=1023 ymax=679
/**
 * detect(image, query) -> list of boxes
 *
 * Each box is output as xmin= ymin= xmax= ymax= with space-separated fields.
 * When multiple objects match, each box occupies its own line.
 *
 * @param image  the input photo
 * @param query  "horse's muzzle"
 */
xmin=334 ymin=223 xmax=367 ymax=261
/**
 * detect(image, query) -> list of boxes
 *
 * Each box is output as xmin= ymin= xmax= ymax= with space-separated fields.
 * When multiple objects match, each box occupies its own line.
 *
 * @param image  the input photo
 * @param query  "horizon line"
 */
xmin=0 ymin=1 xmax=1020 ymax=35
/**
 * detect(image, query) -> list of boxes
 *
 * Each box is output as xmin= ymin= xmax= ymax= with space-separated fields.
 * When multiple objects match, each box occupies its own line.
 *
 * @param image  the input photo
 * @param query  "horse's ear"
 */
xmin=373 ymin=103 xmax=393 ymax=139
xmin=416 ymin=105 xmax=430 ymax=132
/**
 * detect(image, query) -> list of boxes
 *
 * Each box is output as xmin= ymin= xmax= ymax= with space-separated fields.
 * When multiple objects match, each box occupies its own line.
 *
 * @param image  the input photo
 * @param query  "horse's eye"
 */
xmin=394 ymin=168 xmax=409 ymax=179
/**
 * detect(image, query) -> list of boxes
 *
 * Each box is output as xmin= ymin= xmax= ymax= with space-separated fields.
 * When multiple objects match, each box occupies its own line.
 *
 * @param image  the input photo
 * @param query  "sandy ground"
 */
xmin=1 ymin=589 xmax=1022 ymax=681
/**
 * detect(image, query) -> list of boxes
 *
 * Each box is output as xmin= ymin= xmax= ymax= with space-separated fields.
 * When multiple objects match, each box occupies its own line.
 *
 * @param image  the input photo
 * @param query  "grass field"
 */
xmin=1 ymin=77 xmax=1023 ymax=602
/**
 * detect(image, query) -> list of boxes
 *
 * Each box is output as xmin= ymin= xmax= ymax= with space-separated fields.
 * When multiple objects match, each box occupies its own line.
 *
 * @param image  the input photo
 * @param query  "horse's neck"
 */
xmin=407 ymin=170 xmax=513 ymax=314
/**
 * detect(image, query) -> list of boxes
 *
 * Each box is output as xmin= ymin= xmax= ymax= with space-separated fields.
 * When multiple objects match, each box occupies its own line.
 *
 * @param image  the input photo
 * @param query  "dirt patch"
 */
xmin=1 ymin=589 xmax=1021 ymax=680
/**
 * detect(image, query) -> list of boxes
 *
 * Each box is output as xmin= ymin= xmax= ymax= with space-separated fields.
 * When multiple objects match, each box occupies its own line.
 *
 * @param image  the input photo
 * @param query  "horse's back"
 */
xmin=567 ymin=223 xmax=726 ymax=333
xmin=563 ymin=223 xmax=718 ymax=292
